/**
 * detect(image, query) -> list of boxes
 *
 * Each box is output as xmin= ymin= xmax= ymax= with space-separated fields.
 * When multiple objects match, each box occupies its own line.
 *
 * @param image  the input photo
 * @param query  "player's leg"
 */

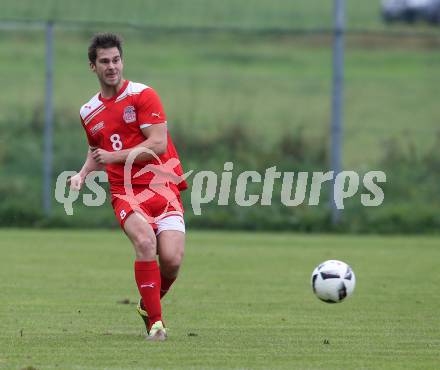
xmin=157 ymin=228 xmax=185 ymax=298
xmin=136 ymin=216 xmax=185 ymax=331
xmin=123 ymin=212 xmax=164 ymax=338
xmin=124 ymin=211 xmax=157 ymax=260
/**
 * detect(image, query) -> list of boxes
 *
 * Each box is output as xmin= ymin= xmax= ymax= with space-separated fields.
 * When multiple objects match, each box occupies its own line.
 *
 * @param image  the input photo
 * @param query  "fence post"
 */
xmin=330 ymin=0 xmax=345 ymax=225
xmin=43 ymin=21 xmax=54 ymax=215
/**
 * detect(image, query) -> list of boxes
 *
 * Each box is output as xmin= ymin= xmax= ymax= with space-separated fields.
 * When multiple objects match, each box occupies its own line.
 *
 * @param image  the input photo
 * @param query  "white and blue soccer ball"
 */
xmin=311 ymin=260 xmax=356 ymax=303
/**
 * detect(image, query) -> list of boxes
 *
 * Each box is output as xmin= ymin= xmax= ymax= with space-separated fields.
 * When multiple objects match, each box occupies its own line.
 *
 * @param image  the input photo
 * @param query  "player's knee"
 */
xmin=162 ymin=249 xmax=184 ymax=275
xmin=133 ymin=234 xmax=157 ymax=259
xmin=174 ymin=248 xmax=184 ymax=267
xmin=168 ymin=256 xmax=183 ymax=273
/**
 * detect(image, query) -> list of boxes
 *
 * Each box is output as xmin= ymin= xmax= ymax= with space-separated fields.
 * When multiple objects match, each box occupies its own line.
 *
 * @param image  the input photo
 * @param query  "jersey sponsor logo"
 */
xmin=123 ymin=105 xmax=136 ymax=123
xmin=151 ymin=112 xmax=161 ymax=118
xmin=90 ymin=121 xmax=105 ymax=135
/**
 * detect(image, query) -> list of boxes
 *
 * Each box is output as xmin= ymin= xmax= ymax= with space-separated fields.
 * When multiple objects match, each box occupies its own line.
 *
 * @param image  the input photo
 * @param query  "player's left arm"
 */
xmin=91 ymin=123 xmax=167 ymax=164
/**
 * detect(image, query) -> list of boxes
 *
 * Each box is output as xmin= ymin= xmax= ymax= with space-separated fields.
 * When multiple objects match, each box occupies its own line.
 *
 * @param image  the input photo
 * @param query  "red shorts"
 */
xmin=111 ymin=184 xmax=184 ymax=230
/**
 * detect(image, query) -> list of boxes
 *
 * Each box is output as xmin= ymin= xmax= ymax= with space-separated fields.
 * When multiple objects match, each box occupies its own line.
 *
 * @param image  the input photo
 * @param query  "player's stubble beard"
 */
xmin=102 ymin=71 xmax=122 ymax=88
xmin=98 ymin=71 xmax=124 ymax=96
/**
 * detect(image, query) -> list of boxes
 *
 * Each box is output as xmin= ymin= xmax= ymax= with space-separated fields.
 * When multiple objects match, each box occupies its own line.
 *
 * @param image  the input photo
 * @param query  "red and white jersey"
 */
xmin=79 ymin=80 xmax=187 ymax=193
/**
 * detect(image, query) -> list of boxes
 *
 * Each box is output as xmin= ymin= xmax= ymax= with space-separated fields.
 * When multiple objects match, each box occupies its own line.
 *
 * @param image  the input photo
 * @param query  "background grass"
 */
xmin=1 ymin=2 xmax=439 ymax=230
xmin=1 ymin=229 xmax=439 ymax=369
xmin=0 ymin=0 xmax=376 ymax=30
xmin=1 ymin=30 xmax=440 ymax=168
xmin=1 ymin=0 xmax=439 ymax=31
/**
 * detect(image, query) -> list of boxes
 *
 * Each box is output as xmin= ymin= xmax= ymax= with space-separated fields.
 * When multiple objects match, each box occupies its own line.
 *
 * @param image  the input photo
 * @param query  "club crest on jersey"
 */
xmin=123 ymin=105 xmax=136 ymax=123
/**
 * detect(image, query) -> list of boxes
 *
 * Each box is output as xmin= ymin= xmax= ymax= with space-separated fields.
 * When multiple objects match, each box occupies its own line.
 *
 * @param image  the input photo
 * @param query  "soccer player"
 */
xmin=69 ymin=33 xmax=187 ymax=341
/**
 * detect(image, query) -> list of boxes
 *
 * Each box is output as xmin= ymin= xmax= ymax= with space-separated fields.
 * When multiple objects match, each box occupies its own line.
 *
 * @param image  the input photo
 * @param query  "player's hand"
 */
xmin=91 ymin=148 xmax=115 ymax=165
xmin=68 ymin=173 xmax=84 ymax=191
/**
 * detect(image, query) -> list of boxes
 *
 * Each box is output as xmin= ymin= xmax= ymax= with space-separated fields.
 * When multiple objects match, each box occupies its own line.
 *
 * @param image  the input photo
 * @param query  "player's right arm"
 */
xmin=69 ymin=147 xmax=103 ymax=191
xmin=71 ymin=107 xmax=103 ymax=191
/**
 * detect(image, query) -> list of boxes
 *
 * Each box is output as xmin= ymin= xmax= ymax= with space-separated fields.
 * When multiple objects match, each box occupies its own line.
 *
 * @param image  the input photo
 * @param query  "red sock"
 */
xmin=160 ymin=274 xmax=176 ymax=299
xmin=134 ymin=260 xmax=162 ymax=329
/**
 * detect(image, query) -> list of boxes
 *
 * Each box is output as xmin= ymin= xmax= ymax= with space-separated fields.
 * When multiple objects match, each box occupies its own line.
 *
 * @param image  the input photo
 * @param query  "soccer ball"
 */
xmin=311 ymin=260 xmax=356 ymax=303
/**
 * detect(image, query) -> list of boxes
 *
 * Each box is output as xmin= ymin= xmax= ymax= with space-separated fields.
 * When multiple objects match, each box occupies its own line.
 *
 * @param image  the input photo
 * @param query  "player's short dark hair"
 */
xmin=88 ymin=33 xmax=123 ymax=64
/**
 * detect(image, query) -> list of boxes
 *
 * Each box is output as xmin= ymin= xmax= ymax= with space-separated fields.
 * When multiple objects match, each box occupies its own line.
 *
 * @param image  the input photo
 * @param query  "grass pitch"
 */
xmin=0 ymin=229 xmax=439 ymax=369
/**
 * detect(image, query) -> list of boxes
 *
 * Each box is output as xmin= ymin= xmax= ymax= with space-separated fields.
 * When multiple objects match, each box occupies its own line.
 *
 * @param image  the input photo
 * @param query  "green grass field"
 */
xmin=1 ymin=229 xmax=439 ymax=369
